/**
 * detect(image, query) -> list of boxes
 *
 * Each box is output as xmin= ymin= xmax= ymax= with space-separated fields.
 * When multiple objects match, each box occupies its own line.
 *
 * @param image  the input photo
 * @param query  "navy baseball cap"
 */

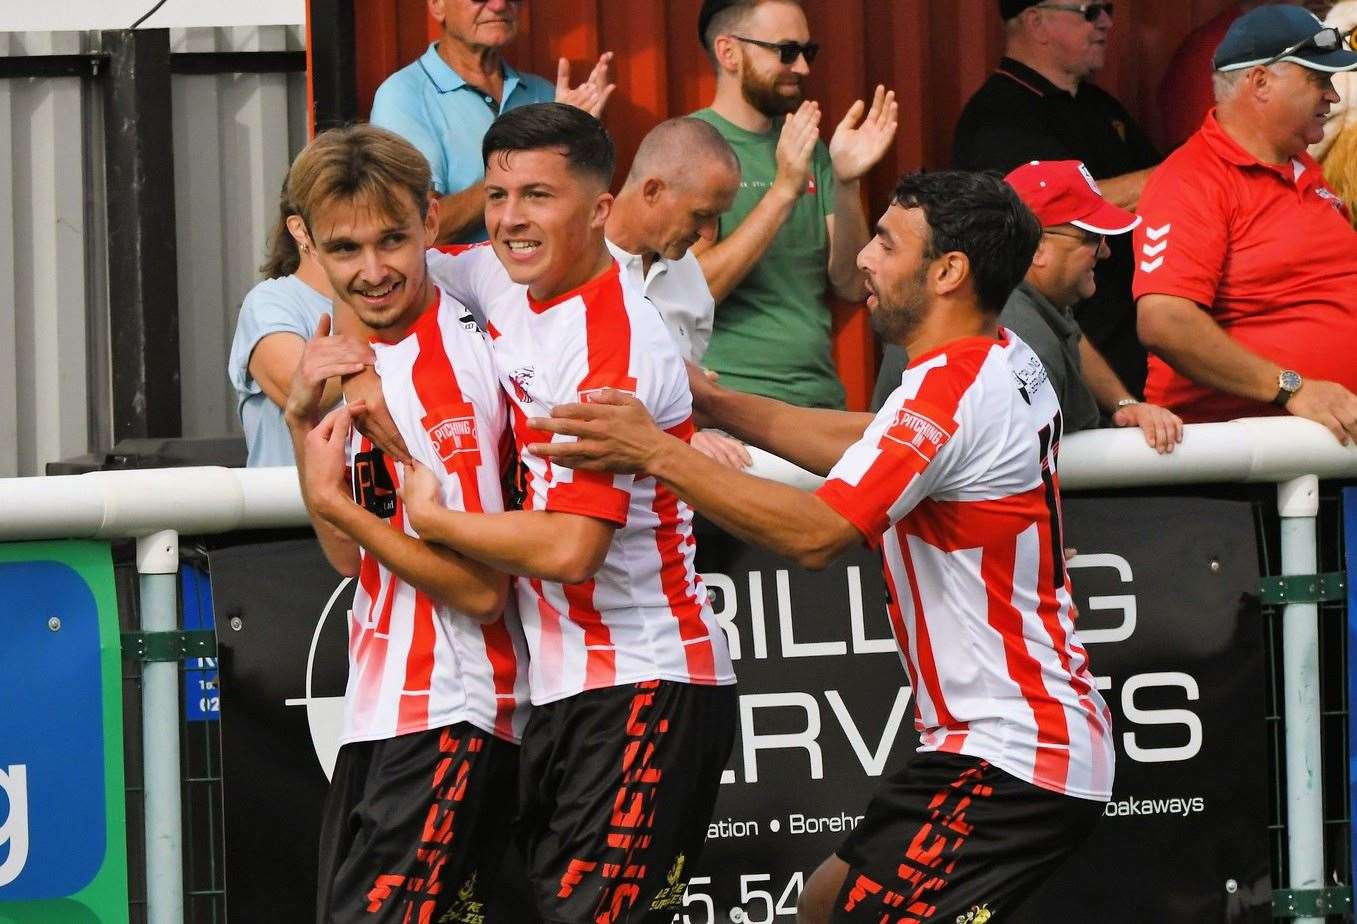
xmin=1214 ymin=4 xmax=1357 ymax=73
xmin=999 ymin=0 xmax=1043 ymax=19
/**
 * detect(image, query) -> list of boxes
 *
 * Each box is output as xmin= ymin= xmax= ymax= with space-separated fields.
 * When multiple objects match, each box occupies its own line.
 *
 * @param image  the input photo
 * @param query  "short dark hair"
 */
xmin=891 ymin=170 xmax=1041 ymax=314
xmin=482 ymin=102 xmax=616 ymax=188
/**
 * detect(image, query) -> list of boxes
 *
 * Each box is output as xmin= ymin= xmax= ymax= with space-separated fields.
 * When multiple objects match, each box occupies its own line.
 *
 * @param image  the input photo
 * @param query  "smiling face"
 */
xmin=857 ymin=204 xmax=937 ymax=344
xmin=308 ymin=187 xmax=438 ymax=338
xmin=433 ymin=0 xmax=523 ymax=51
xmin=731 ymin=1 xmax=811 ymax=116
xmin=484 ymin=146 xmax=612 ymax=299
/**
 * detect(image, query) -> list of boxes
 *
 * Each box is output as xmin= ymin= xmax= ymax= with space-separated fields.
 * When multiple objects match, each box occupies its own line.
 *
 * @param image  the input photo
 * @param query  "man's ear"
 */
xmin=1029 ymin=236 xmax=1054 ymax=269
xmin=428 ymin=0 xmax=446 ymax=28
xmin=712 ymin=34 xmax=741 ymax=75
xmin=642 ymin=177 xmax=665 ymax=205
xmin=423 ymin=192 xmax=441 ymax=246
xmin=933 ymin=251 xmax=970 ymax=298
xmin=591 ymin=191 xmax=615 ymax=230
xmin=286 ymin=214 xmax=313 ymax=253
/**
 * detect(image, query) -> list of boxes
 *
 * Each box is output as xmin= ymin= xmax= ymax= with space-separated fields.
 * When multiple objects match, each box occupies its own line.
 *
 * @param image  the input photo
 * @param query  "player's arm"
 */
xmin=1138 ymin=293 xmax=1357 ymax=443
xmin=693 ymin=103 xmax=819 ymax=303
xmin=527 ymin=392 xmax=862 ymax=569
xmin=691 ymin=363 xmax=873 ymax=475
xmin=300 ymin=407 xmax=509 ymax=621
xmin=400 ymin=463 xmax=614 ymax=585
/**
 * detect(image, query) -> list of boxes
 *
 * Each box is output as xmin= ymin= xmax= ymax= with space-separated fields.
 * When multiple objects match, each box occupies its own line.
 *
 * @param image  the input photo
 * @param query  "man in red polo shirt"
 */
xmin=1135 ymin=4 xmax=1357 ymax=443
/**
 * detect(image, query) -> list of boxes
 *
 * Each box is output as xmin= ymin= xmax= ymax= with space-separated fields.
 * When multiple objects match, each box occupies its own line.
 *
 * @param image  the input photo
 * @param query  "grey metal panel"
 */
xmin=1 ymin=25 xmax=308 ymax=473
xmin=3 ymin=30 xmax=92 ymax=476
xmin=172 ymin=24 xmax=304 ymax=439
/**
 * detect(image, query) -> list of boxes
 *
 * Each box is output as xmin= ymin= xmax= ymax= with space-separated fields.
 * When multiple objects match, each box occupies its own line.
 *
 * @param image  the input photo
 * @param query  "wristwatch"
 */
xmin=1273 ymin=369 xmax=1303 ymax=407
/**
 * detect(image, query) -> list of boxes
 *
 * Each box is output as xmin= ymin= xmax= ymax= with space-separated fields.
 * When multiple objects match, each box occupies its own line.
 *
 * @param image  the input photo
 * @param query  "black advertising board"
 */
xmin=214 ymin=495 xmax=1268 ymax=922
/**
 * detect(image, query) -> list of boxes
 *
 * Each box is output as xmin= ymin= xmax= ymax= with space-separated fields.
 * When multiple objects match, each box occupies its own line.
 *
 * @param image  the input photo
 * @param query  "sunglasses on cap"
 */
xmin=731 ymin=35 xmax=820 ymax=65
xmin=1262 ymin=25 xmax=1357 ymax=67
xmin=1034 ymin=2 xmax=1113 ymax=23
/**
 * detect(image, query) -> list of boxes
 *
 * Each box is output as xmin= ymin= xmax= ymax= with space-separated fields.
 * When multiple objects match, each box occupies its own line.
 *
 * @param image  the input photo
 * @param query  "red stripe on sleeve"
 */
xmin=650 ymin=483 xmax=716 ymax=683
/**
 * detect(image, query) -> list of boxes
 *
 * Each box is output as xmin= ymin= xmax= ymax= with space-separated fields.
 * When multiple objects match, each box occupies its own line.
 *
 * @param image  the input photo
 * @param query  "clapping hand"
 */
xmin=828 ymin=85 xmax=898 ymax=183
xmin=555 ymin=52 xmax=616 ymax=118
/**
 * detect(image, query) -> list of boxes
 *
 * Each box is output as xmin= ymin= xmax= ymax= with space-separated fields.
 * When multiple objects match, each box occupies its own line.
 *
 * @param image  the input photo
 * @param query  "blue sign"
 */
xmin=0 ymin=562 xmax=106 ymax=901
xmin=182 ymin=564 xmax=219 ymax=723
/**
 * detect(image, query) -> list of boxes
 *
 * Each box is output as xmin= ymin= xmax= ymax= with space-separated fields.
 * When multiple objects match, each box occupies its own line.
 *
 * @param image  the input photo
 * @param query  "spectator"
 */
xmin=370 ymin=0 xmax=614 ymax=244
xmin=691 ymin=0 xmax=897 ymax=409
xmin=951 ymin=0 xmax=1159 ymax=398
xmin=603 ymin=116 xmax=753 ymax=468
xmin=1135 ymin=4 xmax=1357 ymax=443
xmin=1004 ymin=160 xmax=1183 ymax=452
xmin=1310 ymin=1 xmax=1357 ymax=221
xmin=227 ymin=189 xmax=351 ymax=467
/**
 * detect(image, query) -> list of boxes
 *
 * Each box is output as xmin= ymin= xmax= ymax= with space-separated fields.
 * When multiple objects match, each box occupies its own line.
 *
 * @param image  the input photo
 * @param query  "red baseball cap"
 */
xmin=1004 ymin=160 xmax=1141 ymax=235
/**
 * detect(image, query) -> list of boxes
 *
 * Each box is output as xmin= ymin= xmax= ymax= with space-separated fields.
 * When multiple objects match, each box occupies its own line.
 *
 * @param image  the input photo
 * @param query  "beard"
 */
xmin=740 ymin=66 xmax=804 ymax=117
xmin=868 ymin=266 xmax=931 ymax=344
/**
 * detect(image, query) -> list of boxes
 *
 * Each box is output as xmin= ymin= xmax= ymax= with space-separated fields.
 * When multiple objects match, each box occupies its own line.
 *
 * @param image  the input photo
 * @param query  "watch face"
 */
xmin=1280 ymin=370 xmax=1302 ymax=393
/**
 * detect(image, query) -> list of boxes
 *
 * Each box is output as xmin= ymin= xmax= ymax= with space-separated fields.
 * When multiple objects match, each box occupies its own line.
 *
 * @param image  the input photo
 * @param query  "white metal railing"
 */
xmin=0 ymin=415 xmax=1355 ymax=924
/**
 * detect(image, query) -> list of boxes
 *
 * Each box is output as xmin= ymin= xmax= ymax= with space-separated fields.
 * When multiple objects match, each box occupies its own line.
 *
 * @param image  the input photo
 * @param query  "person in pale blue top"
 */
xmin=228 ymin=194 xmax=342 ymax=467
xmin=370 ymin=0 xmax=615 ymax=243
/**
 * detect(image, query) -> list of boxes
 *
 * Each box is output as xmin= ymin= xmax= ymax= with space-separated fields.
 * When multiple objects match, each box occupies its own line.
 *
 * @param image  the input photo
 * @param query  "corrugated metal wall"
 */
xmin=0 ymin=25 xmax=308 ymax=476
xmin=349 ymin=0 xmax=1241 ymax=410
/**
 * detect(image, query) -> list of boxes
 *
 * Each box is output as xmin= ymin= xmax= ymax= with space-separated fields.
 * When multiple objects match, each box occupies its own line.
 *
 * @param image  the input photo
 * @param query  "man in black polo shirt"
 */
xmin=949 ymin=0 xmax=1159 ymax=398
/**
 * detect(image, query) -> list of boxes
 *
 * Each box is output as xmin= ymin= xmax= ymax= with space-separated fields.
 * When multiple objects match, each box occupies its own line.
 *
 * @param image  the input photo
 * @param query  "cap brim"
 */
xmin=1071 ymin=202 xmax=1141 ymax=236
xmin=1219 ymin=48 xmax=1357 ymax=73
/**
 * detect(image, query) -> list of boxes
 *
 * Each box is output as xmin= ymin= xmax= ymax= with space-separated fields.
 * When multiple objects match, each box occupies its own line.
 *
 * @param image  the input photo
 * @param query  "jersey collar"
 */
xmin=418 ymin=42 xmax=524 ymax=101
xmin=995 ymin=57 xmax=1073 ymax=99
xmin=526 ymin=260 xmax=622 ymax=313
xmin=1199 ymin=108 xmax=1323 ymax=184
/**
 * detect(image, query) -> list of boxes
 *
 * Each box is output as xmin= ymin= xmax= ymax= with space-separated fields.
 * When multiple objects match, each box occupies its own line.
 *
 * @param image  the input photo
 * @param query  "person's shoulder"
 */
xmin=667 ymin=251 xmax=714 ymax=298
xmin=1142 ymin=129 xmax=1230 ymax=202
xmin=372 ymin=51 xmax=431 ymax=101
xmin=240 ymin=275 xmax=326 ymax=321
xmin=515 ymin=69 xmax=555 ymax=101
xmin=958 ymin=71 xmax=1031 ymax=116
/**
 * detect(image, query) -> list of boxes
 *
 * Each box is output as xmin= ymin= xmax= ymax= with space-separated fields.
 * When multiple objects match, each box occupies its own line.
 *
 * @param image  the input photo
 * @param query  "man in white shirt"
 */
xmin=604 ymin=117 xmax=751 ymax=467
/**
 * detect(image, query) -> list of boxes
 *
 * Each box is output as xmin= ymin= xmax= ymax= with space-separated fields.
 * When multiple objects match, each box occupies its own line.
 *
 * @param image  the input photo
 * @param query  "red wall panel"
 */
xmin=335 ymin=0 xmax=1241 ymax=409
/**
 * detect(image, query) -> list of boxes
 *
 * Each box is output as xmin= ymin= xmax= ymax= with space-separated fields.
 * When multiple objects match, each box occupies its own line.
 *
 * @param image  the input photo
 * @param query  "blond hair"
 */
xmin=286 ymin=123 xmax=432 ymax=234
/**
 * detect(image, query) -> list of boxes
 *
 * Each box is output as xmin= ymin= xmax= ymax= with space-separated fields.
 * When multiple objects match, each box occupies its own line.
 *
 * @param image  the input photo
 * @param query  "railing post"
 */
xmin=137 ymin=528 xmax=183 ymax=924
xmin=1278 ymin=474 xmax=1324 ymax=924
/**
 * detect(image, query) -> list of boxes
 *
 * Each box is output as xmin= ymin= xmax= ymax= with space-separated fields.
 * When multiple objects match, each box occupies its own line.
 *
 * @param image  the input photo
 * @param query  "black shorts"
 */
xmin=832 ymin=750 xmax=1104 ymax=923
xmin=316 ymin=723 xmax=519 ymax=924
xmin=517 ymin=679 xmax=738 ymax=924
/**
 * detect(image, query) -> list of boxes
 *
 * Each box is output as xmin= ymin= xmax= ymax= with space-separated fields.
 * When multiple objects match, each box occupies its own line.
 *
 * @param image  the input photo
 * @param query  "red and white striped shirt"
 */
xmin=340 ymin=284 xmax=530 ymax=746
xmin=427 ymin=245 xmax=736 ymax=705
xmin=817 ymin=331 xmax=1114 ymax=801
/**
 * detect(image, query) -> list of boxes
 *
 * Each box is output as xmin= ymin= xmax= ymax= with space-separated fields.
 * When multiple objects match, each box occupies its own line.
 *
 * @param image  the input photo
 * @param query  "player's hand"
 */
xmin=301 ymin=404 xmax=353 ymax=517
xmin=1110 ymin=401 xmax=1183 ymax=454
xmin=690 ymin=430 xmax=751 ymax=469
xmin=828 ymin=85 xmax=898 ymax=183
xmin=285 ymin=315 xmax=373 ymax=429
xmin=396 ymin=459 xmax=441 ymax=537
xmin=772 ymin=101 xmax=820 ymax=199
xmin=1285 ymin=379 xmax=1357 ymax=445
xmin=527 ymin=390 xmax=665 ymax=473
xmin=555 ymin=53 xmax=616 ymax=118
xmin=342 ymin=367 xmax=412 ymax=463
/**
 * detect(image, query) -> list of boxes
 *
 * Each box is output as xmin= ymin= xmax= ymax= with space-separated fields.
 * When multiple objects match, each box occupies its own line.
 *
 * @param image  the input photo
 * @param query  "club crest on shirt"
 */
xmin=884 ymin=407 xmax=953 ymax=457
xmin=428 ymin=415 xmax=478 ymax=464
xmin=508 ymin=366 xmax=536 ymax=404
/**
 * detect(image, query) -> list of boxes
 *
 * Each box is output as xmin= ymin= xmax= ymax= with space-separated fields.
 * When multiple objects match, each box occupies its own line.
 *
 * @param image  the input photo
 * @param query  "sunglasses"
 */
xmin=1043 ymin=228 xmax=1106 ymax=248
xmin=1034 ymin=2 xmax=1114 ymax=23
xmin=730 ymin=35 xmax=820 ymax=65
xmin=1262 ymin=26 xmax=1357 ymax=67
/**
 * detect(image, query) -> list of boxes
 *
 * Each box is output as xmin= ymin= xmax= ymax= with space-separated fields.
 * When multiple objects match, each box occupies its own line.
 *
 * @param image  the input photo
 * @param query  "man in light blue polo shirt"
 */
xmin=371 ymin=0 xmax=614 ymax=243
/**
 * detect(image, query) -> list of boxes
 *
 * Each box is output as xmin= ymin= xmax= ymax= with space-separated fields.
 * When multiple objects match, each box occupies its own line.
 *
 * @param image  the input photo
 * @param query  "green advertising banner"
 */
xmin=0 ymin=541 xmax=129 ymax=924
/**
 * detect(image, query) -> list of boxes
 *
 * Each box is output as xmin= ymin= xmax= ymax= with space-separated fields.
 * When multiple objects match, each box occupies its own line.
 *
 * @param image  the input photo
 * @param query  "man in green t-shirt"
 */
xmin=691 ymin=0 xmax=897 ymax=408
